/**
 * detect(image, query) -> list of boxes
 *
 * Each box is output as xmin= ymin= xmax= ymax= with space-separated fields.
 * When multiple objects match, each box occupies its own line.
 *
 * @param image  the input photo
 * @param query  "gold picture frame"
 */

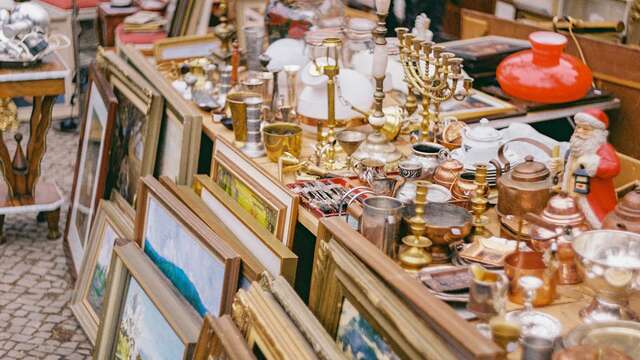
xmin=94 ymin=239 xmax=201 ymax=359
xmin=211 ymin=136 xmax=298 ymax=248
xmin=164 ymin=175 xmax=297 ymax=285
xmin=439 ymin=90 xmax=515 ymax=121
xmin=71 ymin=200 xmax=134 ymax=344
xmin=117 ymin=43 xmax=202 ymax=186
xmin=96 ymin=49 xmax=164 ymax=213
xmin=231 ymin=280 xmax=317 ymax=360
xmin=153 ymin=34 xmax=217 ymax=63
xmin=193 ymin=314 xmax=256 ymax=360
xmin=135 ymin=176 xmax=241 ymax=316
xmin=310 ymin=217 xmax=503 ymax=359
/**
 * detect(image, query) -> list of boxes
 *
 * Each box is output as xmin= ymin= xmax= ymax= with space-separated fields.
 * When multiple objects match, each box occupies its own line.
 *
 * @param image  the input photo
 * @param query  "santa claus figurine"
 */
xmin=562 ymin=109 xmax=620 ymax=228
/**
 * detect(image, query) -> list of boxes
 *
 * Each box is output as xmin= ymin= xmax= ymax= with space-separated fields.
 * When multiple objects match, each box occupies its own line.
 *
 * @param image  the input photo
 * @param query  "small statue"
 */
xmin=411 ymin=13 xmax=433 ymax=42
xmin=562 ymin=109 xmax=620 ymax=228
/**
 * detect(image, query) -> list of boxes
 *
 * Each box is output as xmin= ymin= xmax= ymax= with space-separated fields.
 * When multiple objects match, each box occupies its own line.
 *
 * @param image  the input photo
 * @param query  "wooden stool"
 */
xmin=0 ymin=54 xmax=67 ymax=243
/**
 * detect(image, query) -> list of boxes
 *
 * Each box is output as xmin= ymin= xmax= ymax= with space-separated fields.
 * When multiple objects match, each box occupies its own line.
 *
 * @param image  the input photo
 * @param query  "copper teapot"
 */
xmin=525 ymin=193 xmax=590 ymax=284
xmin=433 ymin=159 xmax=463 ymax=190
xmin=602 ymin=186 xmax=640 ymax=234
xmin=497 ymin=155 xmax=553 ymax=217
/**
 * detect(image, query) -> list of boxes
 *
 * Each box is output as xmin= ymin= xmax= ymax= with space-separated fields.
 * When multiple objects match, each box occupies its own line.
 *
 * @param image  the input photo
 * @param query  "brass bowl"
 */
xmin=262 ymin=123 xmax=303 ymax=162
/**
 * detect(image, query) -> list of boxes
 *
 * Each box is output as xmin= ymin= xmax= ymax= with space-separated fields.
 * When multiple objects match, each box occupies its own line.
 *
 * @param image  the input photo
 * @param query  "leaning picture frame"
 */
xmin=135 ymin=176 xmax=241 ymax=317
xmin=96 ymin=49 xmax=164 ymax=214
xmin=211 ymin=136 xmax=298 ymax=248
xmin=439 ymin=90 xmax=515 ymax=121
xmin=193 ymin=314 xmax=255 ymax=360
xmin=94 ymin=239 xmax=201 ymax=360
xmin=231 ymin=280 xmax=317 ymax=360
xmin=71 ymin=200 xmax=134 ymax=344
xmin=65 ymin=63 xmax=118 ymax=274
xmin=310 ymin=217 xmax=503 ymax=359
xmin=117 ymin=43 xmax=202 ymax=186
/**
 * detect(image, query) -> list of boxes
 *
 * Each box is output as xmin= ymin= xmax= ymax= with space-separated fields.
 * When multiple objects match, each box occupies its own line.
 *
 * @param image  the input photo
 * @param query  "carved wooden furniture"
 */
xmin=97 ymin=3 xmax=139 ymax=47
xmin=0 ymin=54 xmax=68 ymax=243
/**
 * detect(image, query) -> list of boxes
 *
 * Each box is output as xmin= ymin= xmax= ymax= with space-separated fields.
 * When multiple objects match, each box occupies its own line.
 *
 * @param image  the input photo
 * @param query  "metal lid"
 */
xmin=465 ymin=118 xmax=501 ymax=142
xmin=615 ymin=187 xmax=640 ymax=221
xmin=511 ymin=156 xmax=550 ymax=182
xmin=541 ymin=192 xmax=585 ymax=227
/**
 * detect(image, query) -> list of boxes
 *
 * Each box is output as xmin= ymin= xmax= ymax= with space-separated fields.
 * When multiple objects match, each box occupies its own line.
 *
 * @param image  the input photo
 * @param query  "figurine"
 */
xmin=562 ymin=109 xmax=620 ymax=228
xmin=411 ymin=13 xmax=433 ymax=42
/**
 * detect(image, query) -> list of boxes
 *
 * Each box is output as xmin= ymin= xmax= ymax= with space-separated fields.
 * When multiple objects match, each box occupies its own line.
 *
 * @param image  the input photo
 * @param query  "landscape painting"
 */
xmin=116 ymin=278 xmax=184 ymax=359
xmin=336 ymin=297 xmax=400 ymax=360
xmin=87 ymin=223 xmax=118 ymax=316
xmin=143 ymin=196 xmax=226 ymax=316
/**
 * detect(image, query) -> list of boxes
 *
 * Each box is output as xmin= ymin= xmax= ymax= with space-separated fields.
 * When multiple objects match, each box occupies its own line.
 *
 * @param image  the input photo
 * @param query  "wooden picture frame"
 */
xmin=211 ymin=136 xmax=298 ymax=248
xmin=231 ymin=281 xmax=317 ymax=360
xmin=154 ymin=34 xmax=217 ymax=63
xmin=94 ymin=239 xmax=201 ymax=360
xmin=440 ymin=90 xmax=515 ymax=121
xmin=65 ymin=63 xmax=118 ymax=274
xmin=96 ymin=49 xmax=164 ymax=214
xmin=310 ymin=217 xmax=503 ymax=360
xmin=71 ymin=200 xmax=134 ymax=344
xmin=441 ymin=35 xmax=530 ymax=62
xmin=169 ymin=0 xmax=190 ymax=37
xmin=135 ymin=176 xmax=241 ymax=317
xmin=193 ymin=314 xmax=256 ymax=360
xmin=117 ymin=43 xmax=202 ymax=186
xmin=261 ymin=274 xmax=346 ymax=360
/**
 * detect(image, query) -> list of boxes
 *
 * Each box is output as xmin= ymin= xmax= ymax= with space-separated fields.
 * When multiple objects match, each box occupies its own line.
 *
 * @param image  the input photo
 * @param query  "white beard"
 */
xmin=569 ymin=129 xmax=607 ymax=157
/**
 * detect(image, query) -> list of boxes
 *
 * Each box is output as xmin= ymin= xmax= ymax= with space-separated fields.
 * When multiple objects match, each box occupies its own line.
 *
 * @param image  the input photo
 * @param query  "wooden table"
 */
xmin=97 ymin=3 xmax=139 ymax=47
xmin=0 ymin=54 xmax=68 ymax=241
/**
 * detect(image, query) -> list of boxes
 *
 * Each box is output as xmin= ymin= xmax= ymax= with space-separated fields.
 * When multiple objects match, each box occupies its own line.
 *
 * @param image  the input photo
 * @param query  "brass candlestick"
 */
xmin=549 ymin=145 xmax=564 ymax=193
xmin=397 ymin=29 xmax=473 ymax=143
xmin=399 ymin=180 xmax=433 ymax=272
xmin=470 ymin=164 xmax=490 ymax=241
xmin=213 ymin=0 xmax=236 ymax=61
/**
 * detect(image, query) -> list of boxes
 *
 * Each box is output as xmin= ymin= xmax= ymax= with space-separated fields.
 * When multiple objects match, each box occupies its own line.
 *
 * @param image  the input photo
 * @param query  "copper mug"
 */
xmin=504 ymin=251 xmax=558 ymax=306
xmin=354 ymin=158 xmax=386 ymax=184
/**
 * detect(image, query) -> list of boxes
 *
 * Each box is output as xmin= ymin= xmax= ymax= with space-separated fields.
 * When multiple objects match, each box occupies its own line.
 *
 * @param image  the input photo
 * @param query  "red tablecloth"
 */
xmin=39 ymin=0 xmax=106 ymax=9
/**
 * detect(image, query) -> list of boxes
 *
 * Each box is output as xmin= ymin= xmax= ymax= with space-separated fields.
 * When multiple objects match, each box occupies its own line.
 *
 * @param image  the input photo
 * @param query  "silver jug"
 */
xmin=361 ymin=196 xmax=404 ymax=258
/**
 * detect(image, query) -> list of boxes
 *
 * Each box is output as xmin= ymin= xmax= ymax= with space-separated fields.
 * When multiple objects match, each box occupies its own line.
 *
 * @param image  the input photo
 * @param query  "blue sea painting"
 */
xmin=143 ymin=197 xmax=226 ymax=316
xmin=116 ymin=278 xmax=184 ymax=359
xmin=336 ymin=297 xmax=400 ymax=360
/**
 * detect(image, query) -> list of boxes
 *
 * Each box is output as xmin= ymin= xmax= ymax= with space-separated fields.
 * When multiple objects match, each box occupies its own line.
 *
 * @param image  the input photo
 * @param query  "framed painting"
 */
xmin=94 ymin=239 xmax=200 ymax=360
xmin=160 ymin=176 xmax=296 ymax=287
xmin=261 ymin=274 xmax=346 ymax=360
xmin=310 ymin=218 xmax=503 ymax=360
xmin=65 ymin=63 xmax=118 ymax=274
xmin=231 ymin=280 xmax=317 ymax=360
xmin=71 ymin=200 xmax=134 ymax=344
xmin=211 ymin=136 xmax=298 ymax=248
xmin=193 ymin=314 xmax=255 ymax=360
xmin=442 ymin=36 xmax=530 ymax=62
xmin=439 ymin=90 xmax=515 ymax=121
xmin=96 ymin=49 xmax=164 ymax=214
xmin=154 ymin=34 xmax=217 ymax=63
xmin=135 ymin=176 xmax=241 ymax=316
xmin=117 ymin=43 xmax=202 ymax=186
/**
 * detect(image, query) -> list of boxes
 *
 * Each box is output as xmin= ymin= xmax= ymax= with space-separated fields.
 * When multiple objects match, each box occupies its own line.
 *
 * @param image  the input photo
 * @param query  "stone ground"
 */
xmin=0 ymin=124 xmax=92 ymax=359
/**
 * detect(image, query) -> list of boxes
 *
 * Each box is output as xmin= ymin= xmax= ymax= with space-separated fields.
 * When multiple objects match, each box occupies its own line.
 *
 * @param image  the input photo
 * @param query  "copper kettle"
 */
xmin=497 ymin=155 xmax=553 ymax=217
xmin=433 ymin=159 xmax=464 ymax=190
xmin=603 ymin=186 xmax=640 ymax=233
xmin=525 ymin=193 xmax=590 ymax=284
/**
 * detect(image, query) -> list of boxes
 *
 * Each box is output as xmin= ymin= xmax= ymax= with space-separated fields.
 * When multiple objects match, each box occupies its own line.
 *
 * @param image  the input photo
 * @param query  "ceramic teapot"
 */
xmin=460 ymin=118 xmax=503 ymax=164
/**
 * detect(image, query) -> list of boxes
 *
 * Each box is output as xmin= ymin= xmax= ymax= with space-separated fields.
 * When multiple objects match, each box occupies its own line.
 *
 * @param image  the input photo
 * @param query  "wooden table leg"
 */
xmin=0 ymin=214 xmax=5 ymax=244
xmin=26 ymin=95 xmax=56 ymax=197
xmin=46 ymin=208 xmax=60 ymax=240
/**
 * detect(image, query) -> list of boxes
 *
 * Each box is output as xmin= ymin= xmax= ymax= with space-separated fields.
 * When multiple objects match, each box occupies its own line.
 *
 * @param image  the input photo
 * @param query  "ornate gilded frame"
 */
xmin=193 ymin=314 xmax=255 ymax=360
xmin=231 ymin=281 xmax=317 ymax=360
xmin=94 ymin=240 xmax=201 ymax=360
xmin=310 ymin=217 xmax=503 ymax=359
xmin=71 ymin=200 xmax=134 ymax=344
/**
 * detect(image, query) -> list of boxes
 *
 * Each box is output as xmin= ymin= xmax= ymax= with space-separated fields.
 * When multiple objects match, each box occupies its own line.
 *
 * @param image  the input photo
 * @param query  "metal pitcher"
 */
xmin=361 ymin=196 xmax=404 ymax=258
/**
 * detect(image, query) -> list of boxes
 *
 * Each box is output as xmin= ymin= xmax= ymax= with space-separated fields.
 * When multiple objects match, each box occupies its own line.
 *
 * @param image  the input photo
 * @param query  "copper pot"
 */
xmin=497 ymin=155 xmax=553 ymax=218
xmin=433 ymin=159 xmax=463 ymax=190
xmin=527 ymin=193 xmax=590 ymax=285
xmin=504 ymin=251 xmax=558 ymax=306
xmin=452 ymin=172 xmax=478 ymax=205
xmin=603 ymin=186 xmax=640 ymax=234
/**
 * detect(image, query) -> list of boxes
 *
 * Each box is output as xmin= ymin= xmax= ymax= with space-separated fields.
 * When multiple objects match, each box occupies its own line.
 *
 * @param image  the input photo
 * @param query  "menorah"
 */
xmin=396 ymin=28 xmax=473 ymax=143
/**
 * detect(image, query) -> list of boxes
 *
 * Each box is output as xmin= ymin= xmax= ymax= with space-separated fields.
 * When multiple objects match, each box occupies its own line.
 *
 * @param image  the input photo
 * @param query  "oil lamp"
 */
xmin=572 ymin=165 xmax=591 ymax=195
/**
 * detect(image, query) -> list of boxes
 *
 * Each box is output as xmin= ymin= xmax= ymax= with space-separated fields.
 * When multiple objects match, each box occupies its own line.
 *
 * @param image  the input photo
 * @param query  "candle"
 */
xmin=372 ymin=44 xmax=388 ymax=78
xmin=375 ymin=0 xmax=391 ymax=15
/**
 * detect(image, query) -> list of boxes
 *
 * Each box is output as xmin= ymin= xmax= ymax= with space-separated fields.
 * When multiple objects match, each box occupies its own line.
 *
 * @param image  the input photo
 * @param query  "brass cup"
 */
xmin=262 ymin=123 xmax=303 ymax=162
xmin=227 ymin=92 xmax=260 ymax=144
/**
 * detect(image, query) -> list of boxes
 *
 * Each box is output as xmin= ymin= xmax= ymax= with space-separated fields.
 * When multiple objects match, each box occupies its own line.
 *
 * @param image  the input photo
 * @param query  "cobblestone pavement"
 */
xmin=0 ymin=124 xmax=92 ymax=359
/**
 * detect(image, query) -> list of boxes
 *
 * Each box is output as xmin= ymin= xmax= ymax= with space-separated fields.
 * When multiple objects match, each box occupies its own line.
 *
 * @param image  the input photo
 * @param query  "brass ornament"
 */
xmin=0 ymin=98 xmax=18 ymax=132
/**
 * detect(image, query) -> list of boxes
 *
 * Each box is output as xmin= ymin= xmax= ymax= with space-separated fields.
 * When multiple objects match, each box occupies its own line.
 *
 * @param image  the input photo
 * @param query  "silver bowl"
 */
xmin=572 ymin=230 xmax=640 ymax=323
xmin=563 ymin=321 xmax=640 ymax=359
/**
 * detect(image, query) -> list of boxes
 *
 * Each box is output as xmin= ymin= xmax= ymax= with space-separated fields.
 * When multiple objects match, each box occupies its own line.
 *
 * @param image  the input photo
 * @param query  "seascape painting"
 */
xmin=143 ymin=196 xmax=226 ymax=316
xmin=116 ymin=278 xmax=184 ymax=359
xmin=87 ymin=223 xmax=118 ymax=316
xmin=214 ymin=164 xmax=278 ymax=234
xmin=336 ymin=298 xmax=400 ymax=360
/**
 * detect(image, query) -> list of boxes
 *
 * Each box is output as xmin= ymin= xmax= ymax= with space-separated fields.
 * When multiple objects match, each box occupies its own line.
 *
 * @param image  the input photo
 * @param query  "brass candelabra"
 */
xmin=396 ymin=28 xmax=473 ymax=143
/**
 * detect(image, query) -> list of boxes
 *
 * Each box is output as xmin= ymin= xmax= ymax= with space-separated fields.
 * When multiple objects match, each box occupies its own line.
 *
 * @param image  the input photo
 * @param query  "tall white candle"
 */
xmin=372 ymin=44 xmax=388 ymax=78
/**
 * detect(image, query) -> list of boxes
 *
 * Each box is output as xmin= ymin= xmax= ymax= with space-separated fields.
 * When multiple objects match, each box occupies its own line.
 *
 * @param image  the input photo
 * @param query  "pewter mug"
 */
xmin=467 ymin=270 xmax=508 ymax=321
xmin=361 ymin=196 xmax=404 ymax=258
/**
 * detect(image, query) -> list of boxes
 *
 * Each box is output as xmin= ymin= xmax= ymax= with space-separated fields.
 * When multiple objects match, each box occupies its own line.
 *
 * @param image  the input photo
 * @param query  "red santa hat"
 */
xmin=574 ymin=109 xmax=609 ymax=129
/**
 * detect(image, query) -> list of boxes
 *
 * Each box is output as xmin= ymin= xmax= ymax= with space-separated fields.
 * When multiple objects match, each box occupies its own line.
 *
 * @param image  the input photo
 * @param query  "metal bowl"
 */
xmin=262 ymin=123 xmax=303 ymax=162
xmin=563 ymin=321 xmax=640 ymax=359
xmin=572 ymin=230 xmax=640 ymax=322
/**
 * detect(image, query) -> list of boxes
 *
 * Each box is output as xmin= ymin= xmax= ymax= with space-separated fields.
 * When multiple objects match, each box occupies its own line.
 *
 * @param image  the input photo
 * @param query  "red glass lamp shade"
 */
xmin=496 ymin=31 xmax=593 ymax=104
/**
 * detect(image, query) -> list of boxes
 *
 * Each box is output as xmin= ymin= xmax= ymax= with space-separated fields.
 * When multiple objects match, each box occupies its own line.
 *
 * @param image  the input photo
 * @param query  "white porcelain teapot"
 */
xmin=460 ymin=118 xmax=504 ymax=164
